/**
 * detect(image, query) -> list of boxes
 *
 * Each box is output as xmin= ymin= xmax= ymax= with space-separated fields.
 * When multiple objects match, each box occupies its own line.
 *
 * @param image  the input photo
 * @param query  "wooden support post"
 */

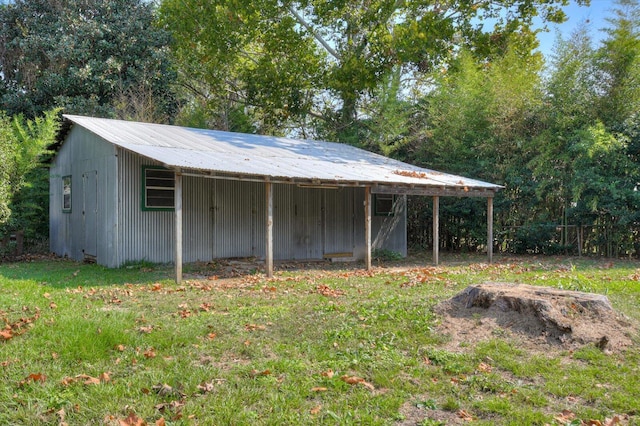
xmin=265 ymin=180 xmax=274 ymax=278
xmin=433 ymin=196 xmax=439 ymax=265
xmin=175 ymin=172 xmax=183 ymax=284
xmin=365 ymin=186 xmax=372 ymax=271
xmin=487 ymin=196 xmax=494 ymax=264
xmin=577 ymin=225 xmax=582 ymax=257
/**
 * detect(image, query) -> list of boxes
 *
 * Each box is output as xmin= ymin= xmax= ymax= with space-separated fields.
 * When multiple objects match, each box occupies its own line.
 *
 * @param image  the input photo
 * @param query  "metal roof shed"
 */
xmin=52 ymin=115 xmax=502 ymax=282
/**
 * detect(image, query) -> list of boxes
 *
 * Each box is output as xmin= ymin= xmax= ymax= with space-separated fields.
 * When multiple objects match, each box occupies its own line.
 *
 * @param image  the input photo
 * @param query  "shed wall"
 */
xmin=352 ymin=189 xmax=407 ymax=259
xmin=49 ymin=126 xmax=118 ymax=265
xmin=118 ymin=149 xmax=176 ymax=265
xmin=53 ymin=138 xmax=406 ymax=267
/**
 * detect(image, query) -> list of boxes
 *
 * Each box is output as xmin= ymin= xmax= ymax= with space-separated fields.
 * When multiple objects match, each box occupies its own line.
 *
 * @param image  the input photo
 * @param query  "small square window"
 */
xmin=143 ymin=167 xmax=175 ymax=210
xmin=374 ymin=194 xmax=396 ymax=216
xmin=62 ymin=176 xmax=72 ymax=213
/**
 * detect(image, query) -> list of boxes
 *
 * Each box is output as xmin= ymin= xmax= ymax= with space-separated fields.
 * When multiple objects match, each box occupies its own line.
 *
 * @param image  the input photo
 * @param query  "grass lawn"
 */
xmin=0 ymin=254 xmax=639 ymax=425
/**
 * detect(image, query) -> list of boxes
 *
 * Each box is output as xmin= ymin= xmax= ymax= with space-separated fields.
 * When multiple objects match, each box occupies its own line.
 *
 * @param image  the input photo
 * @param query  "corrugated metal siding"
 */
xmin=184 ymin=176 xmax=213 ymax=262
xmin=118 ymin=149 xmax=174 ymax=264
xmin=324 ymin=188 xmax=355 ymax=254
xmin=213 ymin=180 xmax=256 ymax=258
xmin=50 ymin=126 xmax=118 ymax=265
xmin=272 ymin=185 xmax=321 ymax=260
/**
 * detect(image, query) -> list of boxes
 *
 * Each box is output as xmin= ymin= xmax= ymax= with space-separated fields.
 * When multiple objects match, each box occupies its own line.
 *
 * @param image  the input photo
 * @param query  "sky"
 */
xmin=536 ymin=0 xmax=618 ymax=56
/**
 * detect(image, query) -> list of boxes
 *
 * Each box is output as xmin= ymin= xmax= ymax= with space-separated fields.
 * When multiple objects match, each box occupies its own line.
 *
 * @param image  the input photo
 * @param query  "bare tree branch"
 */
xmin=286 ymin=6 xmax=341 ymax=61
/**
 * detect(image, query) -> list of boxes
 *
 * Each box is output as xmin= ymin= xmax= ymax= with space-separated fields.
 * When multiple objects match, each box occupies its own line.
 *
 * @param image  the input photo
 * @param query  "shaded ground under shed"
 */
xmin=435 ymin=282 xmax=637 ymax=352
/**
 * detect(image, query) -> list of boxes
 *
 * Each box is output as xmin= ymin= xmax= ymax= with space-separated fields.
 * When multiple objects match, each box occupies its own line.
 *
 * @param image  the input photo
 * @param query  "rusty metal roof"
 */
xmin=64 ymin=115 xmax=502 ymax=195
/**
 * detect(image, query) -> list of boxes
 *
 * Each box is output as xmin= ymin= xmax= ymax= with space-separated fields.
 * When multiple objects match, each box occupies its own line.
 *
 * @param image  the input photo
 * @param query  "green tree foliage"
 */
xmin=405 ymin=45 xmax=544 ymax=251
xmin=0 ymin=0 xmax=176 ymax=121
xmin=159 ymin=0 xmax=578 ymax=140
xmin=528 ymin=2 xmax=640 ymax=256
xmin=596 ymin=0 xmax=640 ymax=130
xmin=0 ymin=110 xmax=60 ymax=237
xmin=529 ymin=26 xmax=597 ymax=229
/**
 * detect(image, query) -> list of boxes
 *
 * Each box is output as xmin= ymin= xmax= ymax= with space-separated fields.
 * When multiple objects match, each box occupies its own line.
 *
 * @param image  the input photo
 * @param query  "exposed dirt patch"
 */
xmin=435 ymin=282 xmax=637 ymax=353
xmin=397 ymin=402 xmax=468 ymax=425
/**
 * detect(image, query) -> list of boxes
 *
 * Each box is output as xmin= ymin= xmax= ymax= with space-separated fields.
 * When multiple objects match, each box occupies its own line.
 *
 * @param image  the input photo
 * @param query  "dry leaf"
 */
xmin=311 ymin=387 xmax=328 ymax=392
xmin=151 ymin=383 xmax=185 ymax=398
xmin=77 ymin=374 xmax=101 ymax=385
xmin=321 ymin=369 xmax=334 ymax=378
xmin=116 ymin=344 xmax=126 ymax=352
xmin=20 ymin=372 xmax=46 ymax=386
xmin=155 ymin=418 xmax=166 ymax=426
xmin=250 ymin=369 xmax=271 ymax=377
xmin=199 ymin=303 xmax=213 ymax=312
xmin=477 ymin=362 xmax=492 ymax=373
xmin=56 ymin=407 xmax=66 ymax=423
xmin=340 ymin=375 xmax=375 ymax=391
xmin=0 ymin=329 xmax=13 ymax=340
xmin=207 ymin=333 xmax=217 ymax=340
xmin=143 ymin=348 xmax=157 ymax=359
xmin=197 ymin=381 xmax=215 ymax=393
xmin=555 ymin=409 xmax=576 ymax=423
xmin=118 ymin=412 xmax=146 ymax=426
xmin=310 ymin=405 xmax=322 ymax=415
xmin=316 ymin=284 xmax=344 ymax=297
xmin=604 ymin=416 xmax=623 ymax=426
xmin=155 ymin=400 xmax=185 ymax=413
xmin=244 ymin=323 xmax=266 ymax=331
xmin=457 ymin=409 xmax=473 ymax=421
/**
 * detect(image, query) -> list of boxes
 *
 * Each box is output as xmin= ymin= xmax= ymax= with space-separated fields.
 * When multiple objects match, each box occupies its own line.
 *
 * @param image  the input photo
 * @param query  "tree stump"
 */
xmin=436 ymin=282 xmax=635 ymax=351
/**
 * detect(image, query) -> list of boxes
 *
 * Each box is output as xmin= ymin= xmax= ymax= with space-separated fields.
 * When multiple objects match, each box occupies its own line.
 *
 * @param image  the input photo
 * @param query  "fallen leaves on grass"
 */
xmin=554 ymin=410 xmax=576 ymax=423
xmin=118 ymin=412 xmax=146 ymax=426
xmin=19 ymin=372 xmax=47 ymax=386
xmin=477 ymin=362 xmax=492 ymax=373
xmin=548 ymin=414 xmax=626 ymax=426
xmin=199 ymin=302 xmax=213 ymax=312
xmin=321 ymin=369 xmax=334 ymax=378
xmin=399 ymin=267 xmax=446 ymax=287
xmin=245 ymin=323 xmax=266 ymax=331
xmin=1 ymin=307 xmax=41 ymax=342
xmin=143 ymin=348 xmax=157 ymax=359
xmin=340 ymin=375 xmax=375 ymax=391
xmin=0 ymin=328 xmax=12 ymax=340
xmin=316 ymin=284 xmax=344 ymax=297
xmin=196 ymin=381 xmax=215 ymax=394
xmin=150 ymin=383 xmax=186 ymax=398
xmin=155 ymin=400 xmax=185 ymax=414
xmin=61 ymin=373 xmax=111 ymax=386
xmin=457 ymin=409 xmax=474 ymax=421
xmin=250 ymin=369 xmax=271 ymax=377
xmin=177 ymin=310 xmax=192 ymax=319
